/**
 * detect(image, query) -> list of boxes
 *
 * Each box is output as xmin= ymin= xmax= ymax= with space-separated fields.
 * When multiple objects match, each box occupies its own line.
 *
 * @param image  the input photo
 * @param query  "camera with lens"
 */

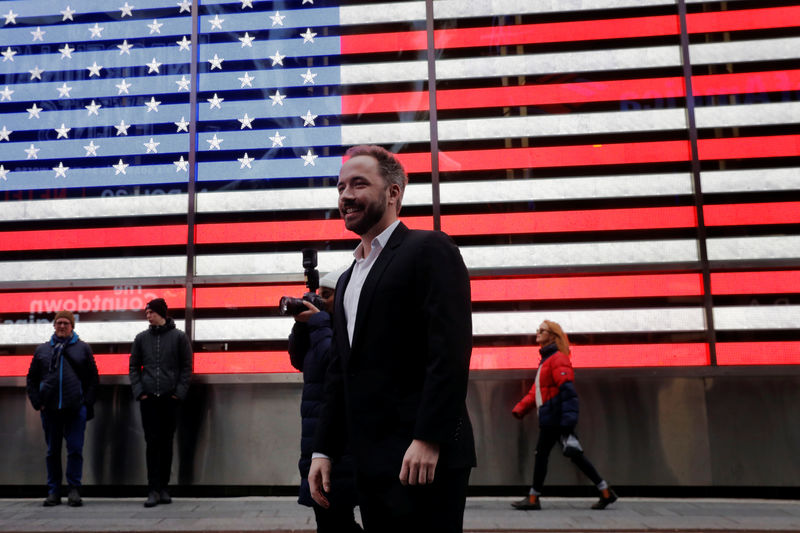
xmin=279 ymin=248 xmax=326 ymax=316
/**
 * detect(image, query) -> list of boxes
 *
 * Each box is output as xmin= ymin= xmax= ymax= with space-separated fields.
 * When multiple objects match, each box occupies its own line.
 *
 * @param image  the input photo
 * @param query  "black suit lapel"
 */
xmin=350 ymin=222 xmax=409 ymax=358
xmin=334 ymin=263 xmax=355 ymax=362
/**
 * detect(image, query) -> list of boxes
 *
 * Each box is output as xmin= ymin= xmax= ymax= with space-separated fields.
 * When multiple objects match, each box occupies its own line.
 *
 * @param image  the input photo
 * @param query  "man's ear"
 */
xmin=387 ymin=183 xmax=401 ymax=205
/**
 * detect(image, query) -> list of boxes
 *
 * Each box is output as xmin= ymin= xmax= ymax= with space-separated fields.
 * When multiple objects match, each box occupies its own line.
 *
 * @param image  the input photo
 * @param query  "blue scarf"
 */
xmin=48 ymin=332 xmax=78 ymax=409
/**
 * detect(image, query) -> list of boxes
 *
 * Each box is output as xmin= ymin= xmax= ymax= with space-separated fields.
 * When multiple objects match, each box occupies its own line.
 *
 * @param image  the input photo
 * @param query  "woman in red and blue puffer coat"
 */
xmin=510 ymin=320 xmax=617 ymax=511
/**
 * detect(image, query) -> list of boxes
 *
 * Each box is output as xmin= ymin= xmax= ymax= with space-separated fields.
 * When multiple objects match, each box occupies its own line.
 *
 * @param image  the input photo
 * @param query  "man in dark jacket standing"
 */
xmin=129 ymin=298 xmax=192 ymax=508
xmin=26 ymin=310 xmax=99 ymax=507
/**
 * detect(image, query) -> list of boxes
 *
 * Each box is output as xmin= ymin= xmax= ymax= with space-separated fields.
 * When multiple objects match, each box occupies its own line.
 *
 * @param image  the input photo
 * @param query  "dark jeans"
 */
xmin=533 ymin=426 xmax=603 ymax=493
xmin=40 ymin=405 xmax=87 ymax=495
xmin=140 ymin=395 xmax=179 ymax=491
xmin=312 ymin=502 xmax=363 ymax=533
xmin=357 ymin=467 xmax=470 ymax=533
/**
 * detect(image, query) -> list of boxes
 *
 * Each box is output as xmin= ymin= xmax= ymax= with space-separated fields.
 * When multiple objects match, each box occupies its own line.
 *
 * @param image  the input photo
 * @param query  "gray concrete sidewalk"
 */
xmin=1 ymin=496 xmax=799 ymax=532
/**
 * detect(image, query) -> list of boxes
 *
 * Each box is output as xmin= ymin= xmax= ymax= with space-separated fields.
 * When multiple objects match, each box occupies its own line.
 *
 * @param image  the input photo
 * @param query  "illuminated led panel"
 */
xmin=0 ymin=257 xmax=186 ymax=283
xmin=0 ymin=288 xmax=185 ymax=314
xmin=707 ymin=236 xmax=800 ymax=261
xmin=710 ymin=271 xmax=800 ymax=295
xmin=0 ymin=320 xmax=186 ymax=346
xmin=194 ymin=352 xmax=298 ymax=374
xmin=717 ymin=342 xmax=800 ymax=366
xmin=714 ymin=306 xmax=800 ymax=331
xmin=0 ymin=195 xmax=187 ymax=223
xmin=704 ymin=203 xmax=800 ymax=227
xmin=0 ymin=225 xmax=187 ymax=251
xmin=702 ymin=168 xmax=800 ymax=194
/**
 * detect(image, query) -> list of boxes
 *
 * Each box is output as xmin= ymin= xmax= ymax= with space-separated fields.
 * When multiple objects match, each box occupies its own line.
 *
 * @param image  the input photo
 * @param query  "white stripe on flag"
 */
xmin=0 ymin=257 xmax=186 ymax=282
xmin=696 ymin=102 xmax=800 ymax=129
xmin=0 ymin=195 xmax=187 ymax=222
xmin=701 ymin=168 xmax=800 ymax=194
xmin=690 ymin=37 xmax=800 ymax=65
xmin=714 ymin=305 xmax=800 ymax=331
xmin=0 ymin=320 xmax=186 ymax=346
xmin=707 ymin=236 xmax=800 ymax=261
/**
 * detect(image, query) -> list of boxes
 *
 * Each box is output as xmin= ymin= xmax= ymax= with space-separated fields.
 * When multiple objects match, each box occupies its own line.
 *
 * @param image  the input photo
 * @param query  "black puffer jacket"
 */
xmin=289 ymin=311 xmax=358 ymax=508
xmin=26 ymin=332 xmax=99 ymax=417
xmin=129 ymin=318 xmax=192 ymax=400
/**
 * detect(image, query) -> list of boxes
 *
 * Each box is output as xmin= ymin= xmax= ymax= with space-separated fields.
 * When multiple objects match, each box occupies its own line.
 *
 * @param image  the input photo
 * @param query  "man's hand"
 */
xmin=308 ymin=457 xmax=331 ymax=508
xmin=399 ymin=439 xmax=440 ymax=486
xmin=294 ymin=300 xmax=320 ymax=324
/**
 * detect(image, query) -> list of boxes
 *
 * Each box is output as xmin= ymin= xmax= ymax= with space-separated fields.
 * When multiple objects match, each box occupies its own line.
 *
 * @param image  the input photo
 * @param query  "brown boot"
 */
xmin=592 ymin=488 xmax=618 ymax=510
xmin=511 ymin=494 xmax=541 ymax=510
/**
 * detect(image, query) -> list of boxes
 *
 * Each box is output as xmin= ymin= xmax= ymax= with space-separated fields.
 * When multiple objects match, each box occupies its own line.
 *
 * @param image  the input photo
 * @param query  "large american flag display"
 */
xmin=1 ymin=0 xmax=799 ymax=377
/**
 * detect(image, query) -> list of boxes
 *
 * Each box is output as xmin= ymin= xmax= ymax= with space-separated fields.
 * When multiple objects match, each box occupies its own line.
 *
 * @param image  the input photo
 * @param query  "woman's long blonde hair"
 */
xmin=543 ymin=319 xmax=570 ymax=355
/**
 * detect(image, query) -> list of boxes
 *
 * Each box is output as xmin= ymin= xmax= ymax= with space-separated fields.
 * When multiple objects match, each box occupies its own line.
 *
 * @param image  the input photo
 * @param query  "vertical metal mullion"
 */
xmin=678 ymin=0 xmax=717 ymax=365
xmin=184 ymin=0 xmax=200 ymax=341
xmin=425 ymin=0 xmax=441 ymax=231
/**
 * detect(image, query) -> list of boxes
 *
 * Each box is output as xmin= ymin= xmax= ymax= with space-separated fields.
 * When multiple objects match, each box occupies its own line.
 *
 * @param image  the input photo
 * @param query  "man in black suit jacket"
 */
xmin=309 ymin=145 xmax=476 ymax=532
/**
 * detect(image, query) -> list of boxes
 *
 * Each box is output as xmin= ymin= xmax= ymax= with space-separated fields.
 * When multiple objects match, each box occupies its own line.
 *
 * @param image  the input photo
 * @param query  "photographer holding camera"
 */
xmin=288 ymin=265 xmax=362 ymax=533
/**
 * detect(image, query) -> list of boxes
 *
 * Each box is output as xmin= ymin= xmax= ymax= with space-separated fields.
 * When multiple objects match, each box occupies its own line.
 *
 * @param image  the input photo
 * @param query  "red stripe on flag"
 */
xmin=704 ymin=202 xmax=800 ymax=226
xmin=0 ymin=225 xmax=187 ymax=252
xmin=698 ymin=135 xmax=800 ymax=160
xmin=442 ymin=207 xmax=696 ymax=236
xmin=687 ymin=6 xmax=800 ymax=33
xmin=0 ymin=288 xmax=185 ymax=313
xmin=471 ymin=274 xmax=704 ymax=301
xmin=710 ymin=271 xmax=800 ymax=295
xmin=716 ymin=342 xmax=800 ymax=365
xmin=470 ymin=343 xmax=710 ymax=370
xmin=693 ymin=70 xmax=800 ymax=97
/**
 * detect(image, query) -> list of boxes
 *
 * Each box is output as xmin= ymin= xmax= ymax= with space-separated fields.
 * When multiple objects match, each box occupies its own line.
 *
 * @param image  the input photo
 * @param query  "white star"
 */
xmin=0 ymin=125 xmax=11 ymax=141
xmin=176 ymin=35 xmax=191 ymax=51
xmin=112 ymin=159 xmax=129 ymax=175
xmin=270 ymin=11 xmax=285 ymax=26
xmin=238 ymin=152 xmax=255 ymax=169
xmin=302 ymin=0 xmax=314 ymax=4
xmin=56 ymin=83 xmax=72 ymax=98
xmin=301 ymin=149 xmax=318 ymax=166
xmin=115 ymin=120 xmax=131 ymax=135
xmin=238 ymin=71 xmax=255 ymax=88
xmin=301 ymin=68 xmax=317 ymax=85
xmin=0 ymin=86 xmax=13 ymax=101
xmin=27 ymin=103 xmax=42 ymax=119
xmin=25 ymin=144 xmax=40 ymax=160
xmin=269 ymin=131 xmax=286 ymax=147
xmin=31 ymin=27 xmax=46 ymax=42
xmin=269 ymin=90 xmax=287 ymax=106
xmin=3 ymin=10 xmax=18 ymax=25
xmin=208 ymin=53 xmax=224 ymax=70
xmin=29 ymin=66 xmax=44 ymax=81
xmin=116 ymin=79 xmax=132 ymax=94
xmin=84 ymin=140 xmax=100 ymax=156
xmin=207 ymin=93 xmax=224 ymax=109
xmin=175 ymin=75 xmax=190 ymax=91
xmin=239 ymin=32 xmax=255 ymax=47
xmin=238 ymin=113 xmax=254 ymax=129
xmin=145 ymin=96 xmax=161 ymax=112
xmin=117 ymin=39 xmax=133 ymax=55
xmin=88 ymin=23 xmax=104 ymax=38
xmin=146 ymin=57 xmax=162 ymax=74
xmin=177 ymin=0 xmax=191 ymax=13
xmin=269 ymin=50 xmax=285 ymax=66
xmin=174 ymin=155 xmax=189 ymax=172
xmin=59 ymin=44 xmax=75 ymax=59
xmin=87 ymin=61 xmax=103 ymax=77
xmin=85 ymin=100 xmax=102 ymax=116
xmin=206 ymin=134 xmax=223 ymax=150
xmin=61 ymin=6 xmax=77 ymax=21
xmin=55 ymin=123 xmax=71 ymax=139
xmin=120 ymin=2 xmax=134 ymax=17
xmin=300 ymin=110 xmax=318 ymax=126
xmin=2 ymin=47 xmax=16 ymax=62
xmin=209 ymin=14 xmax=224 ymax=30
xmin=147 ymin=19 xmax=164 ymax=34
xmin=174 ymin=116 xmax=189 ymax=132
xmin=240 ymin=0 xmax=253 ymax=8
xmin=0 ymin=165 xmax=8 ymax=181
xmin=53 ymin=162 xmax=69 ymax=178
xmin=300 ymin=28 xmax=317 ymax=43
xmin=143 ymin=137 xmax=160 ymax=153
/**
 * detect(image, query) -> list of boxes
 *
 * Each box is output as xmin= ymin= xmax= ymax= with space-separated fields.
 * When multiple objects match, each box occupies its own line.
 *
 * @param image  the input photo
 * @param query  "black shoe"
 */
xmin=43 ymin=493 xmax=61 ymax=507
xmin=67 ymin=487 xmax=82 ymax=507
xmin=159 ymin=489 xmax=172 ymax=504
xmin=511 ymin=494 xmax=541 ymax=510
xmin=144 ymin=490 xmax=160 ymax=508
xmin=592 ymin=488 xmax=618 ymax=510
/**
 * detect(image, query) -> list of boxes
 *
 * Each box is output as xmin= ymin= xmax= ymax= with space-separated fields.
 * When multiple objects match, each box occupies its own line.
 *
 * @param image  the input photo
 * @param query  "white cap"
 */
xmin=319 ymin=266 xmax=348 ymax=290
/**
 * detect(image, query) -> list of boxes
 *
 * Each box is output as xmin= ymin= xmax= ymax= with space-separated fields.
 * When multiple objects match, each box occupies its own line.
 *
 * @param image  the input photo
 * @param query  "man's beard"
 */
xmin=342 ymin=190 xmax=387 ymax=236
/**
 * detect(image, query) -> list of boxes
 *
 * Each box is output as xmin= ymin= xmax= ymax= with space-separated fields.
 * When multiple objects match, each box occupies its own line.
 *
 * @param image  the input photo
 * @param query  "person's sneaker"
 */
xmin=144 ymin=490 xmax=160 ymax=508
xmin=67 ymin=487 xmax=82 ymax=507
xmin=511 ymin=494 xmax=541 ymax=510
xmin=43 ymin=493 xmax=61 ymax=507
xmin=592 ymin=488 xmax=618 ymax=510
xmin=159 ymin=489 xmax=172 ymax=504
